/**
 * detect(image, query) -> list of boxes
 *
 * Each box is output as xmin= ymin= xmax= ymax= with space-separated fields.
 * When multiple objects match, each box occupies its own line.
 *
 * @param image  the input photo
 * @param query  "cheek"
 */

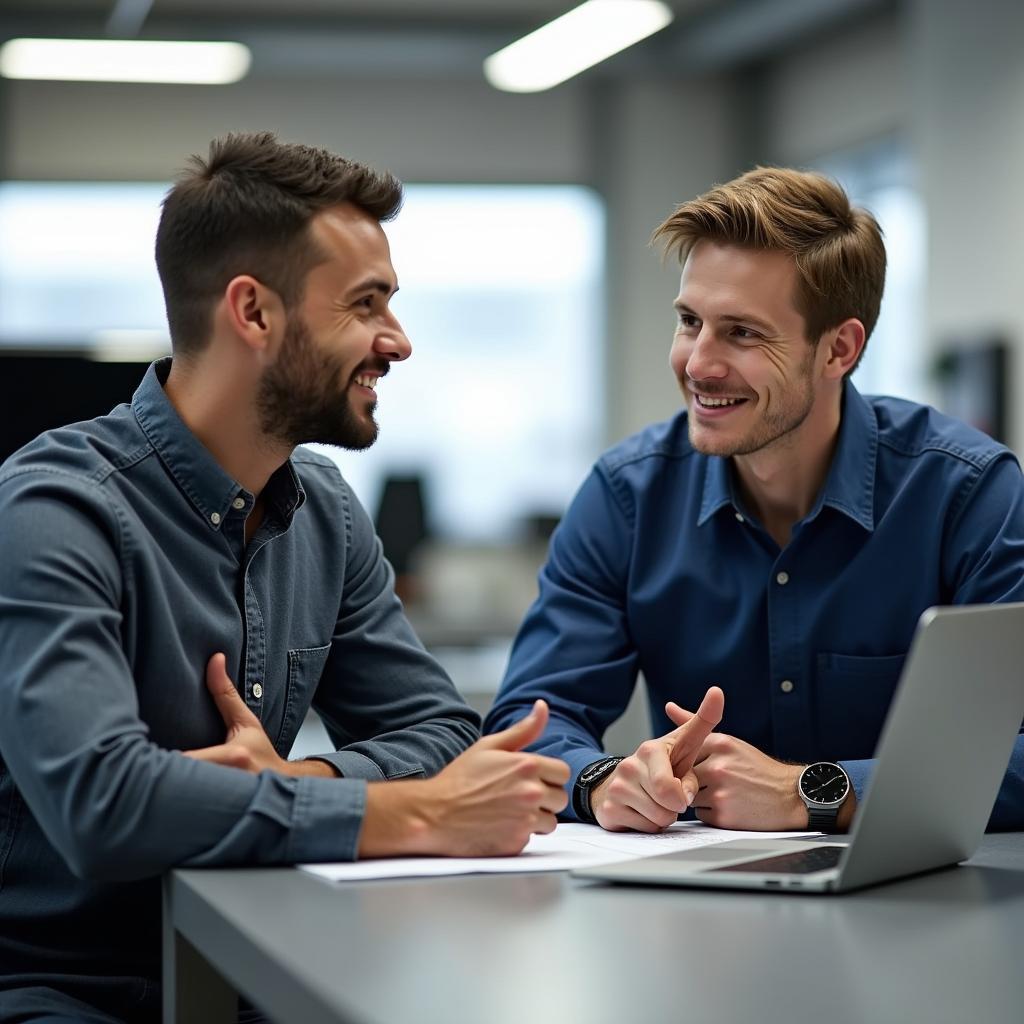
xmin=669 ymin=336 xmax=690 ymax=377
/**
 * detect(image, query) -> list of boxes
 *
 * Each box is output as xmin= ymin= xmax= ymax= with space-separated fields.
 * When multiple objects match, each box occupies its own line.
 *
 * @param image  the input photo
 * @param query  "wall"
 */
xmin=911 ymin=0 xmax=1024 ymax=454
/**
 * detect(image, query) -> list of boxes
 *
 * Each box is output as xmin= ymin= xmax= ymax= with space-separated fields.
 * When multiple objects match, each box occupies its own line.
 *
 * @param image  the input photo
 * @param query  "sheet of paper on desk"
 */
xmin=298 ymin=821 xmax=820 ymax=883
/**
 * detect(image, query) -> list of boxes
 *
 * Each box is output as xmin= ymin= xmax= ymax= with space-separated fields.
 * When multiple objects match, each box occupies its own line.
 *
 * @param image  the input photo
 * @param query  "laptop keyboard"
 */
xmin=708 ymin=845 xmax=845 ymax=875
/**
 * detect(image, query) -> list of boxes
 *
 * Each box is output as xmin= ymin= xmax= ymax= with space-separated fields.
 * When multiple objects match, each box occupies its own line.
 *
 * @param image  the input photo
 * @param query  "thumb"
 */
xmin=477 ymin=699 xmax=549 ymax=752
xmin=667 ymin=686 xmax=725 ymax=767
xmin=205 ymin=653 xmax=260 ymax=731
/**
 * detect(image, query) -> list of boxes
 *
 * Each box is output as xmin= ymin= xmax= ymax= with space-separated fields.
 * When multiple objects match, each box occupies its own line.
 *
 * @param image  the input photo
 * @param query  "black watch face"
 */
xmin=580 ymin=757 xmax=620 ymax=785
xmin=800 ymin=762 xmax=850 ymax=805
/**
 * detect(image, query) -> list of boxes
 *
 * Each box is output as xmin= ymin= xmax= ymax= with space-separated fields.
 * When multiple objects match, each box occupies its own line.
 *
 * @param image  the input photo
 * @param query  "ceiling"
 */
xmin=0 ymin=0 xmax=895 ymax=81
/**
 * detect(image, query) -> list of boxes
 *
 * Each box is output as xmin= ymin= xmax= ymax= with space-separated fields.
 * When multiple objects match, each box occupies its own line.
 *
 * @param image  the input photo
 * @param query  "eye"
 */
xmin=676 ymin=312 xmax=699 ymax=330
xmin=731 ymin=325 xmax=760 ymax=340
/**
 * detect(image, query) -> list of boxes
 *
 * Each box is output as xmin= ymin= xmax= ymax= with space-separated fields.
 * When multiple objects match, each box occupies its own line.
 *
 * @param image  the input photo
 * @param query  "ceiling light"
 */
xmin=0 ymin=38 xmax=251 ymax=85
xmin=484 ymin=0 xmax=674 ymax=93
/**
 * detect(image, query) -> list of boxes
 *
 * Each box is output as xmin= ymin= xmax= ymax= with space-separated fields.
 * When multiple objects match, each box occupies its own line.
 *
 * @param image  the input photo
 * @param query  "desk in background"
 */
xmin=164 ymin=832 xmax=1024 ymax=1024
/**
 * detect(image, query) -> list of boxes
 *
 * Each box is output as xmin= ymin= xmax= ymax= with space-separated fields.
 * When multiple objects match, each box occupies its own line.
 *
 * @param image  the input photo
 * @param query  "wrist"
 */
xmin=358 ymin=778 xmax=433 ymax=858
xmin=574 ymin=756 xmax=623 ymax=824
xmin=797 ymin=761 xmax=854 ymax=833
xmin=286 ymin=757 xmax=341 ymax=779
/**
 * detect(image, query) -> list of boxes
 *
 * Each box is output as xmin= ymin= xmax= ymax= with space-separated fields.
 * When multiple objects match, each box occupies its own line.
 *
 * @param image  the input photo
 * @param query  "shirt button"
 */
xmin=735 ymin=512 xmax=745 ymax=523
xmin=776 ymin=571 xmax=789 ymax=585
xmin=252 ymin=682 xmax=263 ymax=699
xmin=210 ymin=512 xmax=221 ymax=526
xmin=780 ymin=679 xmax=794 ymax=693
xmin=232 ymin=497 xmax=246 ymax=510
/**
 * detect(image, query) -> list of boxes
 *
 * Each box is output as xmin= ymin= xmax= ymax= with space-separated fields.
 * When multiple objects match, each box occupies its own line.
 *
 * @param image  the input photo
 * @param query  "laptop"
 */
xmin=573 ymin=603 xmax=1024 ymax=893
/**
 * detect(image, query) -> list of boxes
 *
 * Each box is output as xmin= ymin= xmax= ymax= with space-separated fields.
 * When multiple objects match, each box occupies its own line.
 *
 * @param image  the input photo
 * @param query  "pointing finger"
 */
xmin=668 ymin=686 xmax=724 ymax=772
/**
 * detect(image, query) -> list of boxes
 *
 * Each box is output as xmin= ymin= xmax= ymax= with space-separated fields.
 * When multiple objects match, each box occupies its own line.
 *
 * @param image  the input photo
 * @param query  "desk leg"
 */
xmin=162 ymin=877 xmax=238 ymax=1024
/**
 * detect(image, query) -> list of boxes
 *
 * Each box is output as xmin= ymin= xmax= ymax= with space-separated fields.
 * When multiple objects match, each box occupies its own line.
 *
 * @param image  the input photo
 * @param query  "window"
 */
xmin=0 ymin=181 xmax=604 ymax=540
xmin=814 ymin=137 xmax=928 ymax=405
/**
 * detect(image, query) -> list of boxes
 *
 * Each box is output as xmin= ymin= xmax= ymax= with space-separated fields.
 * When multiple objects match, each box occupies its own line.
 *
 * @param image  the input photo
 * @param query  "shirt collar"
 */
xmin=131 ymin=358 xmax=305 ymax=531
xmin=696 ymin=378 xmax=877 ymax=532
xmin=815 ymin=379 xmax=876 ymax=531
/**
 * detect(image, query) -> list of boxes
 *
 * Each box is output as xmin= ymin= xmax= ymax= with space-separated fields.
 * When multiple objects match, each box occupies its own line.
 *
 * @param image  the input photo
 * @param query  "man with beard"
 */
xmin=486 ymin=166 xmax=1024 ymax=836
xmin=0 ymin=132 xmax=620 ymax=1022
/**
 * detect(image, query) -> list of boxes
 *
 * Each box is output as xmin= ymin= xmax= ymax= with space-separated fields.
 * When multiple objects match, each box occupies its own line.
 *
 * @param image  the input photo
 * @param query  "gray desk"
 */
xmin=164 ymin=833 xmax=1024 ymax=1024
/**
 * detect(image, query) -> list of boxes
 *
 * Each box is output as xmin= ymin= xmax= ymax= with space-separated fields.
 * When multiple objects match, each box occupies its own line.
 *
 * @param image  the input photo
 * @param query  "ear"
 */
xmin=821 ymin=318 xmax=866 ymax=381
xmin=222 ymin=275 xmax=286 ymax=356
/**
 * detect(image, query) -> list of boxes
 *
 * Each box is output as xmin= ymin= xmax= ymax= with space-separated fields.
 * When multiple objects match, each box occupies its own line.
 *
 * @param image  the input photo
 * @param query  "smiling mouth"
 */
xmin=353 ymin=372 xmax=382 ymax=393
xmin=692 ymin=392 xmax=748 ymax=409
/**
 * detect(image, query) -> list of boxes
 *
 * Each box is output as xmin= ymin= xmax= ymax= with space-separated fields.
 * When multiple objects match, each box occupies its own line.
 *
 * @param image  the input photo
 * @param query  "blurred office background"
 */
xmin=0 ymin=0 xmax=1019 ymax=752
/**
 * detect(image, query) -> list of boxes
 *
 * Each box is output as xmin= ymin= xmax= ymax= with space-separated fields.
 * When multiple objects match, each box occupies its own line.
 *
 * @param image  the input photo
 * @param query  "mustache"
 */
xmin=685 ymin=378 xmax=743 ymax=397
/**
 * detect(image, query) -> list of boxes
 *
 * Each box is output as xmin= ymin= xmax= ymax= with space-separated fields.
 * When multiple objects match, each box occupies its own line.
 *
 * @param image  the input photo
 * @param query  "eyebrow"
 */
xmin=674 ymin=302 xmax=776 ymax=334
xmin=345 ymin=278 xmax=398 ymax=300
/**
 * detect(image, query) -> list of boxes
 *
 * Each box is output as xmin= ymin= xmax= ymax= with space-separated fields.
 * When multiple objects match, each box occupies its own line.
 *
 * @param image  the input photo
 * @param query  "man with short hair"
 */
xmin=486 ymin=166 xmax=1024 ymax=836
xmin=0 ymin=132 xmax=604 ymax=1022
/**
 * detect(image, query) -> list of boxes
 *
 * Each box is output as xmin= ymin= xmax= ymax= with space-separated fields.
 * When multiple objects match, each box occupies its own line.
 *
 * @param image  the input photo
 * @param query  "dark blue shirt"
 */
xmin=486 ymin=383 xmax=1024 ymax=827
xmin=0 ymin=359 xmax=478 ymax=1007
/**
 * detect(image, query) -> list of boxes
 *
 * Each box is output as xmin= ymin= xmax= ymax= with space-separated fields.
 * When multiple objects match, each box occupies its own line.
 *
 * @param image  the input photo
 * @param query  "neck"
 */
xmin=732 ymin=386 xmax=843 ymax=548
xmin=163 ymin=350 xmax=290 ymax=499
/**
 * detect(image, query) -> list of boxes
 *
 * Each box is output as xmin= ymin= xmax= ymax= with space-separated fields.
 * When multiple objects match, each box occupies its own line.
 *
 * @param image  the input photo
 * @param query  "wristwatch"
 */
xmin=797 ymin=761 xmax=851 ymax=832
xmin=573 ymin=756 xmax=624 ymax=824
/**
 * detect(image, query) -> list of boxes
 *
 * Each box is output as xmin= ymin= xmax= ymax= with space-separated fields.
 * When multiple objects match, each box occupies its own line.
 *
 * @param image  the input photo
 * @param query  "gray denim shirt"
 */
xmin=0 ymin=358 xmax=478 ymax=991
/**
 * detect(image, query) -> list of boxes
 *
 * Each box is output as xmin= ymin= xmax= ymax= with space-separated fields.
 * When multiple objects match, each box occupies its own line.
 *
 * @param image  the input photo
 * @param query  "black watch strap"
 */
xmin=573 ymin=756 xmax=624 ymax=824
xmin=807 ymin=807 xmax=840 ymax=832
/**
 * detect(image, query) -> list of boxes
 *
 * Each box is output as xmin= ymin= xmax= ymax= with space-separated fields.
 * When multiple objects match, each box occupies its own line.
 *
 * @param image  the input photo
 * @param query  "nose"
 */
xmin=374 ymin=309 xmax=412 ymax=362
xmin=682 ymin=326 xmax=728 ymax=382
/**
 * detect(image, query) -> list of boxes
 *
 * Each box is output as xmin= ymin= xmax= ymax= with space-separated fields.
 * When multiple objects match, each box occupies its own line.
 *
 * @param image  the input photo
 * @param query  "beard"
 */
xmin=687 ymin=345 xmax=817 ymax=458
xmin=256 ymin=312 xmax=382 ymax=451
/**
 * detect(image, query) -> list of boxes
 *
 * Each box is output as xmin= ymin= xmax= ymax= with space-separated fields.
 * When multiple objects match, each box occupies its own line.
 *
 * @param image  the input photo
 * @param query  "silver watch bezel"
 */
xmin=798 ymin=761 xmax=850 ymax=810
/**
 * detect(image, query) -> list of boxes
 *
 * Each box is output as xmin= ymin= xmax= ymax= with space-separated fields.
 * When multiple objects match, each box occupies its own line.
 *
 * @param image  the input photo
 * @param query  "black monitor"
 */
xmin=0 ymin=351 xmax=151 ymax=464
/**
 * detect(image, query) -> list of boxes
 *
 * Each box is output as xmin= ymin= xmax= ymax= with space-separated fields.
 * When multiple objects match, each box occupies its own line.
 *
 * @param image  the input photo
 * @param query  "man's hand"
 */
xmin=358 ymin=700 xmax=570 ymax=858
xmin=182 ymin=653 xmax=335 ymax=778
xmin=589 ymin=686 xmax=724 ymax=833
xmin=665 ymin=705 xmax=857 ymax=831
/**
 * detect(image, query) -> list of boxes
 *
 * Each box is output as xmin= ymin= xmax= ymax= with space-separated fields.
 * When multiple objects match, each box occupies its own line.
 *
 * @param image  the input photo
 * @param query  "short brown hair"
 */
xmin=155 ymin=131 xmax=403 ymax=355
xmin=653 ymin=167 xmax=885 ymax=368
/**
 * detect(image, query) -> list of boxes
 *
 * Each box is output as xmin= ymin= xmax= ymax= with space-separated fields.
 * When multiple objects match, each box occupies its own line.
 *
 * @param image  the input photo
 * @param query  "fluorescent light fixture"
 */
xmin=484 ymin=0 xmax=674 ymax=93
xmin=0 ymin=38 xmax=251 ymax=85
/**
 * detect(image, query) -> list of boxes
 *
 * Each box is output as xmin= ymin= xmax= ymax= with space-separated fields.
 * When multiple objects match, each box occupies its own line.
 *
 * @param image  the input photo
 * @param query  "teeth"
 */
xmin=697 ymin=395 xmax=741 ymax=407
xmin=355 ymin=375 xmax=377 ymax=389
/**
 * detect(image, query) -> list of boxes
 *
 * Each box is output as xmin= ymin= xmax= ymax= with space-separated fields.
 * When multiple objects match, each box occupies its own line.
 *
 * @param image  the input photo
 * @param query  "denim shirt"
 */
xmin=486 ymin=382 xmax=1024 ymax=828
xmin=0 ymin=359 xmax=478 ymax=993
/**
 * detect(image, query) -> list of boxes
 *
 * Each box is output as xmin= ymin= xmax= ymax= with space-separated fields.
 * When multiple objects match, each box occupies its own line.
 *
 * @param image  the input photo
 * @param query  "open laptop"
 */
xmin=573 ymin=603 xmax=1024 ymax=893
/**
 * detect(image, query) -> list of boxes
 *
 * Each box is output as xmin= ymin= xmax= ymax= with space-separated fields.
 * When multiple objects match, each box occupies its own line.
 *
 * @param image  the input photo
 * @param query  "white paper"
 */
xmin=299 ymin=821 xmax=820 ymax=883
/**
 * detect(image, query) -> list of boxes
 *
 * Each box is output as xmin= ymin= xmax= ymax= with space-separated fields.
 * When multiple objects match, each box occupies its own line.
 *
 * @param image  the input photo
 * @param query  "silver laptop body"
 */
xmin=573 ymin=603 xmax=1024 ymax=893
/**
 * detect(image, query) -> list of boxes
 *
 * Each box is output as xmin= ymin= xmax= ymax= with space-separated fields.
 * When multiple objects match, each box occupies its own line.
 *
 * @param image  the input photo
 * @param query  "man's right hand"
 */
xmin=358 ymin=700 xmax=570 ymax=858
xmin=589 ymin=686 xmax=725 ymax=832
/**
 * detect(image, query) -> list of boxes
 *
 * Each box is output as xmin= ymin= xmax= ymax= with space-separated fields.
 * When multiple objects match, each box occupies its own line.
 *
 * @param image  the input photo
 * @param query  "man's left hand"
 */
xmin=182 ymin=653 xmax=336 ymax=778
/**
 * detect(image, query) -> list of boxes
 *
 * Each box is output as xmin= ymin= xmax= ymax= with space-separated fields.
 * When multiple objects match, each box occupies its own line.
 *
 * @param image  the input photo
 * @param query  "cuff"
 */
xmin=306 ymin=750 xmax=387 ymax=781
xmin=838 ymin=758 xmax=873 ymax=805
xmin=285 ymin=775 xmax=367 ymax=863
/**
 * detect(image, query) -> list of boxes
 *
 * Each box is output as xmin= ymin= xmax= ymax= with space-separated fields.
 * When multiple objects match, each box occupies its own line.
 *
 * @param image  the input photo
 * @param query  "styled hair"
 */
xmin=155 ymin=131 xmax=403 ymax=355
xmin=653 ymin=167 xmax=886 ymax=368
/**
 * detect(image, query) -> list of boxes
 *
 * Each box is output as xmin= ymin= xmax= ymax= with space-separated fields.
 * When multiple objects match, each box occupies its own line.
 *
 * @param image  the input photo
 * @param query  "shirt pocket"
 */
xmin=275 ymin=643 xmax=332 ymax=755
xmin=814 ymin=652 xmax=907 ymax=760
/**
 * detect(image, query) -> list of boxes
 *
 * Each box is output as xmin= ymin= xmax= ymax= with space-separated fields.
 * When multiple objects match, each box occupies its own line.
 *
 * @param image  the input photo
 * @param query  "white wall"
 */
xmin=762 ymin=11 xmax=909 ymax=166
xmin=3 ymin=77 xmax=589 ymax=183
xmin=911 ymin=0 xmax=1024 ymax=454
